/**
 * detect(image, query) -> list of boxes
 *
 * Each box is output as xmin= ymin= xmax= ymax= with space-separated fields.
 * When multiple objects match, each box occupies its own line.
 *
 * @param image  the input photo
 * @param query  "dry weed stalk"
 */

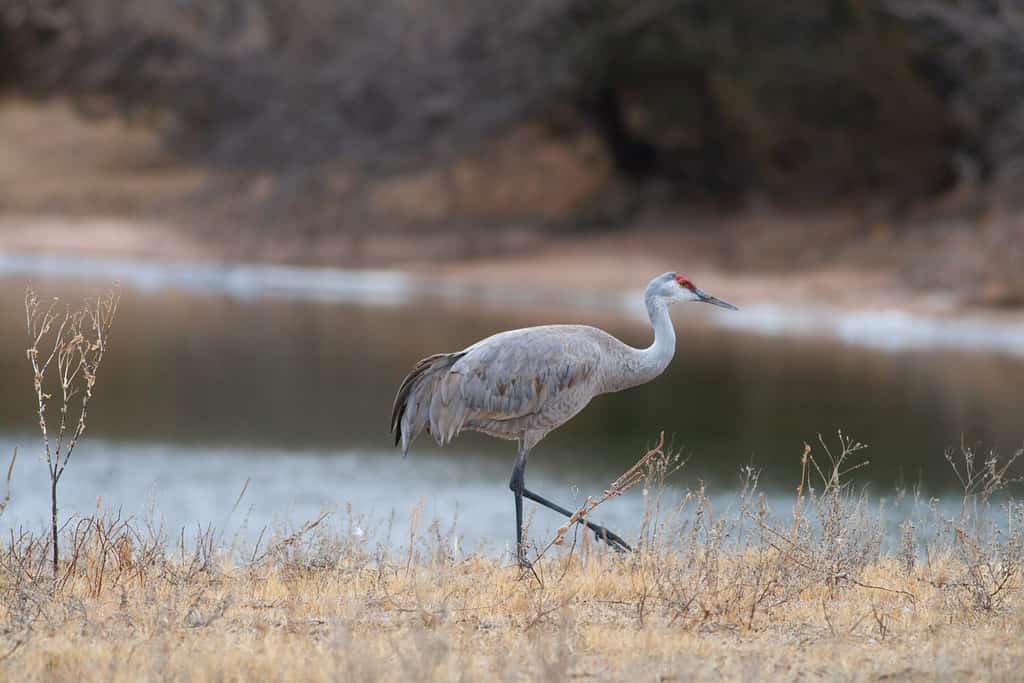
xmin=934 ymin=441 xmax=1024 ymax=610
xmin=945 ymin=439 xmax=1022 ymax=519
xmin=25 ymin=286 xmax=120 ymax=583
xmin=0 ymin=449 xmax=15 ymax=518
xmin=254 ymin=511 xmax=332 ymax=566
xmin=535 ymin=432 xmax=676 ymax=566
xmin=616 ymin=431 xmax=929 ymax=634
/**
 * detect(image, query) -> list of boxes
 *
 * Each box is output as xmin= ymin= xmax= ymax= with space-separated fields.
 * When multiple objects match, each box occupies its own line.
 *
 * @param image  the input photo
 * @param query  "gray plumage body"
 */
xmin=389 ymin=271 xmax=737 ymax=561
xmin=391 ymin=322 xmax=671 ymax=456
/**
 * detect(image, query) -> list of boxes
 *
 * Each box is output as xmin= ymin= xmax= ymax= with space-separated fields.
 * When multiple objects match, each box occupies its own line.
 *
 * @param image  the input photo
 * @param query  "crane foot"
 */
xmin=591 ymin=525 xmax=632 ymax=553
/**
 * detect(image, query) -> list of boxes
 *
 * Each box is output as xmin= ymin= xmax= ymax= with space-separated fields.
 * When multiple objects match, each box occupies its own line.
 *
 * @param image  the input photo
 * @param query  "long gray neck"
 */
xmin=640 ymin=294 xmax=677 ymax=380
xmin=602 ymin=291 xmax=677 ymax=393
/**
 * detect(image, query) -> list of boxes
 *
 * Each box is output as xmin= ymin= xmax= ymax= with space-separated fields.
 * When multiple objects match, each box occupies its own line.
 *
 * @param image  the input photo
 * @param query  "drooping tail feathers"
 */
xmin=390 ymin=351 xmax=464 ymax=457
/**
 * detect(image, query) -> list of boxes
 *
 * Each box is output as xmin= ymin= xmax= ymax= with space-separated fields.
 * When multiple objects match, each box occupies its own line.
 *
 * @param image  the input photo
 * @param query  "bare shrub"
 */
xmin=929 ymin=441 xmax=1023 ymax=610
xmin=623 ymin=432 xmax=915 ymax=634
xmin=24 ymin=286 xmax=119 ymax=583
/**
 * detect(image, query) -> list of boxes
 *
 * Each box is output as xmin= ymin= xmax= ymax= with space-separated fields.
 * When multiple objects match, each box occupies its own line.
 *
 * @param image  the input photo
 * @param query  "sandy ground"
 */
xmin=430 ymin=230 xmax=927 ymax=314
xmin=0 ymin=211 xmax=969 ymax=336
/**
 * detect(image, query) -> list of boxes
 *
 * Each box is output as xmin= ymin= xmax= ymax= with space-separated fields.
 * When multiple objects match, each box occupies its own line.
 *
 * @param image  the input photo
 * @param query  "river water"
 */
xmin=0 ymin=254 xmax=1021 ymax=553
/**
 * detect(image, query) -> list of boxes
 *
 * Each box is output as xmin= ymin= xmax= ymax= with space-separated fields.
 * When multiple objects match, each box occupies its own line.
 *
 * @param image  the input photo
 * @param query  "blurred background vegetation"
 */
xmin=2 ymin=0 xmax=1023 ymax=301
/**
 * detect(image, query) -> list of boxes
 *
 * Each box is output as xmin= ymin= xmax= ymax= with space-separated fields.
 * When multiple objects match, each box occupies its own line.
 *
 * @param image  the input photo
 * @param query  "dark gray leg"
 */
xmin=508 ymin=445 xmax=529 ymax=566
xmin=509 ymin=444 xmax=631 ymax=559
xmin=521 ymin=487 xmax=632 ymax=552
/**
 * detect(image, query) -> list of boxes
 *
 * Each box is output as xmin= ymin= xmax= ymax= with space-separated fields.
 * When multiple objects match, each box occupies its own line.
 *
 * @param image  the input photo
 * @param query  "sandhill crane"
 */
xmin=390 ymin=272 xmax=737 ymax=564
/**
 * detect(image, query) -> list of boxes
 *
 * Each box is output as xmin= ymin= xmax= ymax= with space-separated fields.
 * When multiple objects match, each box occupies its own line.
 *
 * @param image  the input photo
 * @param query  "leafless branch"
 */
xmin=25 ymin=285 xmax=120 ymax=583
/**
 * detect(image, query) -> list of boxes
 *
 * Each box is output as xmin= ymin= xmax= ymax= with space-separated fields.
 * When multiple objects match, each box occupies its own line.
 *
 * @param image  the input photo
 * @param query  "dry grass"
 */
xmin=1 ymin=435 xmax=1022 ymax=681
xmin=4 ymin=549 xmax=1022 ymax=682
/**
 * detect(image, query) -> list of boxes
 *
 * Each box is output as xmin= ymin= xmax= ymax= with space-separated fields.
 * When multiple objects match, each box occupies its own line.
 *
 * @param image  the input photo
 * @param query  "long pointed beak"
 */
xmin=695 ymin=288 xmax=739 ymax=311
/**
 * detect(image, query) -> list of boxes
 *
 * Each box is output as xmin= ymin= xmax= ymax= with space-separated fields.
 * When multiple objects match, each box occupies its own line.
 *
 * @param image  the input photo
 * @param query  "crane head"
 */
xmin=659 ymin=272 xmax=738 ymax=310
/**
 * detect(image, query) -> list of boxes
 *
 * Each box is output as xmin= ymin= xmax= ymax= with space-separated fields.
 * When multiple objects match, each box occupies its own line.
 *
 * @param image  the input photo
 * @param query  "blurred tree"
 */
xmin=0 ymin=0 xmax=989 ymax=220
xmin=574 ymin=0 xmax=953 ymax=201
xmin=0 ymin=0 xmax=61 ymax=89
xmin=885 ymin=0 xmax=1024 ymax=198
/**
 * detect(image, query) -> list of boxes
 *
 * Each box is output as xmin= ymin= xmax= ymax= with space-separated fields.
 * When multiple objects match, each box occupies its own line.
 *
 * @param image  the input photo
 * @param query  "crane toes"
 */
xmin=592 ymin=525 xmax=632 ymax=553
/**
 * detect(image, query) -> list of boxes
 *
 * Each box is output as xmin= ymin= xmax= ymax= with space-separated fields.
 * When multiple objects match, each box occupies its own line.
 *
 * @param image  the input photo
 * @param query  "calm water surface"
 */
xmin=0 ymin=266 xmax=1021 ymax=550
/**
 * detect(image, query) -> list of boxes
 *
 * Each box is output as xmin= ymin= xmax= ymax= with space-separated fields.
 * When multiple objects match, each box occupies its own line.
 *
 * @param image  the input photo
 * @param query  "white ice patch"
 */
xmin=614 ymin=288 xmax=1024 ymax=356
xmin=711 ymin=303 xmax=1024 ymax=356
xmin=0 ymin=251 xmax=412 ymax=306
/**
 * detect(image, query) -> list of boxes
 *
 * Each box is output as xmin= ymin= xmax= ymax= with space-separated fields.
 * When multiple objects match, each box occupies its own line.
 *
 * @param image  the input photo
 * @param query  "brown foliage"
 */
xmin=0 ymin=0 xmax=963 ymax=214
